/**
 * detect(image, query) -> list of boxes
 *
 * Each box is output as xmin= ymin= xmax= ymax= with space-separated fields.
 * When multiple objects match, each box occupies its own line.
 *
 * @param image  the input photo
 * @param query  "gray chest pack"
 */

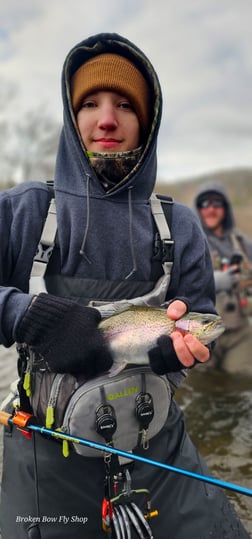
xmin=19 ymin=191 xmax=186 ymax=458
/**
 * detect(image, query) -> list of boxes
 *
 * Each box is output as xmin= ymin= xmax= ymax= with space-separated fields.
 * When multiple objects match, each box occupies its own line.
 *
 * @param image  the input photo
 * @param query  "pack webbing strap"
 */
xmin=29 ymin=192 xmax=174 ymax=293
xmin=29 ymin=198 xmax=57 ymax=293
xmin=150 ymin=194 xmax=174 ymax=276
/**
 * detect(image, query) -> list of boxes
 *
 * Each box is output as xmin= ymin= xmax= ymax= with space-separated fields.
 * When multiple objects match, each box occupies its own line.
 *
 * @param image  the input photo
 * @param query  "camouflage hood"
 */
xmin=55 ymin=32 xmax=162 ymax=200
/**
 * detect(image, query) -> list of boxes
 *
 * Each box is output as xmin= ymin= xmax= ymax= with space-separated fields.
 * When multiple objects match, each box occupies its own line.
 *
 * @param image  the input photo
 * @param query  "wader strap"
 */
xmin=27 ymin=434 xmax=42 ymax=539
xmin=150 ymin=194 xmax=174 ymax=276
xmin=29 ymin=197 xmax=57 ymax=294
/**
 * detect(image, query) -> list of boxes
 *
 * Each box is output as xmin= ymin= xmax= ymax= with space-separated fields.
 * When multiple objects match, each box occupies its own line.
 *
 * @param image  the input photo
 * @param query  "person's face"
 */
xmin=76 ymin=91 xmax=141 ymax=153
xmin=198 ymin=197 xmax=226 ymax=233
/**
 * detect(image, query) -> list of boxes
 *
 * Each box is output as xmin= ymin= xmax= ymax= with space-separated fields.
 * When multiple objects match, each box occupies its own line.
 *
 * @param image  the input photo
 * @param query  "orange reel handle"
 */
xmin=0 ymin=410 xmax=34 ymax=428
xmin=0 ymin=411 xmax=12 ymax=426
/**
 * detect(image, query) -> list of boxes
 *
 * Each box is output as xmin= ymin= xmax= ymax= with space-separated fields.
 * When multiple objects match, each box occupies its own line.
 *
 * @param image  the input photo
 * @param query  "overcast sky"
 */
xmin=1 ymin=0 xmax=252 ymax=181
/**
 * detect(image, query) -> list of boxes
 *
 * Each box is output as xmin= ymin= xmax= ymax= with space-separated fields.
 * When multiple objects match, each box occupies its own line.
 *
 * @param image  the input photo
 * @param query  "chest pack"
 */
xmin=18 ymin=188 xmax=186 ymax=458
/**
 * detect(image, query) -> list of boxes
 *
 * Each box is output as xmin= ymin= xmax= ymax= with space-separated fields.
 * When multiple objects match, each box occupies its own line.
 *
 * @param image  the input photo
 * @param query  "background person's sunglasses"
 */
xmin=198 ymin=199 xmax=224 ymax=209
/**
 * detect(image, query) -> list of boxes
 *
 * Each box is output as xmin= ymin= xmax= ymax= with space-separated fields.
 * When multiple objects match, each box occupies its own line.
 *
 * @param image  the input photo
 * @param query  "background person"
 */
xmin=195 ymin=183 xmax=252 ymax=375
xmin=0 ymin=34 xmax=250 ymax=538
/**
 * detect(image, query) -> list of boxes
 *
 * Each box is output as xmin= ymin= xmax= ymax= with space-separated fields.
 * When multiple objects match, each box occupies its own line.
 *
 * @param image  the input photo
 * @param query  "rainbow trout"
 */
xmin=99 ymin=306 xmax=225 ymax=376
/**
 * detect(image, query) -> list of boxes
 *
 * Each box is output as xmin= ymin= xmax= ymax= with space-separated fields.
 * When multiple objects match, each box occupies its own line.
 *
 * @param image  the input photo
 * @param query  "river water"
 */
xmin=176 ymin=366 xmax=252 ymax=536
xmin=0 ymin=347 xmax=251 ymax=536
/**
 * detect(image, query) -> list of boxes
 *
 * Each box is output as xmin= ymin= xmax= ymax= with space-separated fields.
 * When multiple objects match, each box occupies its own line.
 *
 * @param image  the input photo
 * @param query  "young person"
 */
xmin=195 ymin=183 xmax=252 ymax=374
xmin=0 ymin=33 xmax=250 ymax=538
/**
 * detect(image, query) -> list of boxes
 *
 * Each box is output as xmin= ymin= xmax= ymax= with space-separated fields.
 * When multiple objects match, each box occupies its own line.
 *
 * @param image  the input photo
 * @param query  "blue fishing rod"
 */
xmin=1 ymin=409 xmax=251 ymax=498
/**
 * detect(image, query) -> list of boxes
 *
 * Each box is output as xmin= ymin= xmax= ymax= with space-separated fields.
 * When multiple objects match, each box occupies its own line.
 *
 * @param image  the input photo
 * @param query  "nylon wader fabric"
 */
xmin=210 ymin=320 xmax=252 ymax=374
xmin=1 ymin=400 xmax=250 ymax=539
xmin=1 ymin=233 xmax=250 ymax=538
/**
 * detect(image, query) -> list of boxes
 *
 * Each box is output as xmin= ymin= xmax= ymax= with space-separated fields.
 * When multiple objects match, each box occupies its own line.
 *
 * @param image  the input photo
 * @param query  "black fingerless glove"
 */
xmin=149 ymin=335 xmax=183 ymax=374
xmin=149 ymin=298 xmax=193 ymax=374
xmin=16 ymin=293 xmax=113 ymax=377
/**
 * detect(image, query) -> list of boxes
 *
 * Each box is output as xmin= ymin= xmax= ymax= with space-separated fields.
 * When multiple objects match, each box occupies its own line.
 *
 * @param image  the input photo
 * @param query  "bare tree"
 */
xmin=0 ymin=80 xmax=16 ymax=187
xmin=0 ymin=79 xmax=61 ymax=187
xmin=7 ymin=107 xmax=61 ymax=183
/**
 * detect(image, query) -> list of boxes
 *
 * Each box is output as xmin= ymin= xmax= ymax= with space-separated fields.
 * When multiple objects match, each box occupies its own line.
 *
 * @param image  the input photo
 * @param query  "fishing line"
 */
xmin=1 ymin=410 xmax=251 ymax=498
xmin=26 ymin=423 xmax=252 ymax=498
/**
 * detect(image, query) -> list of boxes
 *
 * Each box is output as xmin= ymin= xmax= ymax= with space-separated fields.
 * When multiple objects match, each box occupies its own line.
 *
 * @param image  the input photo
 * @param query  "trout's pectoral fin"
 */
xmin=108 ymin=360 xmax=128 ymax=378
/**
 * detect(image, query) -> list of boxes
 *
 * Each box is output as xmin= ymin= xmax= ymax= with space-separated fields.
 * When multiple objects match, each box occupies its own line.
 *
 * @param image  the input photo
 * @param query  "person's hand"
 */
xmin=214 ymin=267 xmax=239 ymax=293
xmin=149 ymin=299 xmax=210 ymax=374
xmin=16 ymin=293 xmax=113 ymax=377
xmin=168 ymin=300 xmax=210 ymax=367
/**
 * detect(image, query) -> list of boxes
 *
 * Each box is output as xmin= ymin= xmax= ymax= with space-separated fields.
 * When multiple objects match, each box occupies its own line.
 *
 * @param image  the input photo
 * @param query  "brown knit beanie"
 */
xmin=71 ymin=53 xmax=150 ymax=140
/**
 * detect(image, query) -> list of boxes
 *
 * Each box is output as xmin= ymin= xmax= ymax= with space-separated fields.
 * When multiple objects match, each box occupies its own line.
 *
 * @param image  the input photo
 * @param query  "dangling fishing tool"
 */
xmin=1 ymin=409 xmax=252 ymax=498
xmin=95 ymin=395 xmax=157 ymax=538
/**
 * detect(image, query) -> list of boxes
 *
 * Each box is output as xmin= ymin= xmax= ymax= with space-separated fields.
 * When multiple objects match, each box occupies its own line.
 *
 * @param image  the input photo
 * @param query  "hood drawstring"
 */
xmin=79 ymin=174 xmax=92 ymax=264
xmin=125 ymin=186 xmax=137 ymax=280
xmin=79 ymin=179 xmax=137 ymax=277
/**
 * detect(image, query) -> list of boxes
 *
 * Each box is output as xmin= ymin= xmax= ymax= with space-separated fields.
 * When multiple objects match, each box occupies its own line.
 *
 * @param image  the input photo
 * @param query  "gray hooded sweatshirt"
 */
xmin=0 ymin=32 xmax=216 ymax=348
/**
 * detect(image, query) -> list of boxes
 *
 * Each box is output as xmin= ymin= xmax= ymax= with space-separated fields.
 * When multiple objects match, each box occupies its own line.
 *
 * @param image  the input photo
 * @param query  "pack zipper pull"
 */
xmin=140 ymin=429 xmax=149 ymax=450
xmin=135 ymin=392 xmax=154 ymax=450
